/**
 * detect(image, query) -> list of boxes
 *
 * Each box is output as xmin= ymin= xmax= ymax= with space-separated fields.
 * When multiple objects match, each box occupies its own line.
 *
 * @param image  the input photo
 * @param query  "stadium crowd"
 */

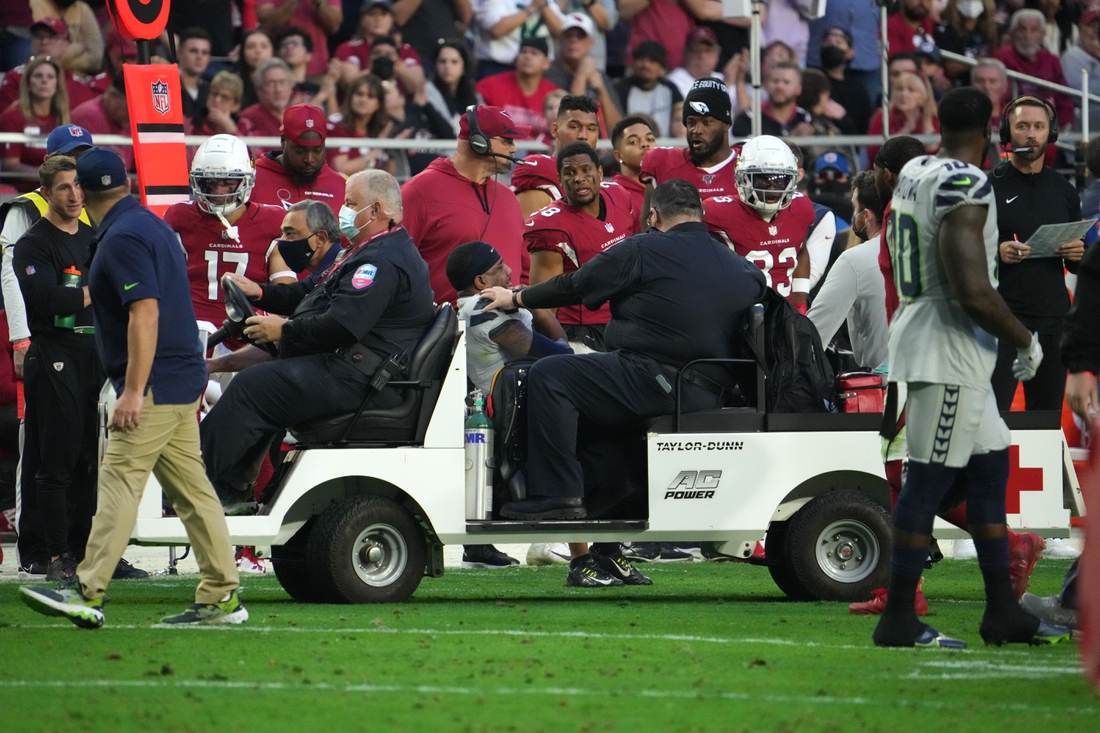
xmin=0 ymin=0 xmax=1095 ymax=636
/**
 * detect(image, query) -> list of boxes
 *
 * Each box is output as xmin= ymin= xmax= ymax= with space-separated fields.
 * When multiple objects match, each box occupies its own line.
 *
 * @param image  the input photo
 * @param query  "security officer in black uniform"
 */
xmin=202 ymin=170 xmax=435 ymax=512
xmin=990 ymin=95 xmax=1085 ymax=410
xmin=479 ymin=179 xmax=767 ymax=521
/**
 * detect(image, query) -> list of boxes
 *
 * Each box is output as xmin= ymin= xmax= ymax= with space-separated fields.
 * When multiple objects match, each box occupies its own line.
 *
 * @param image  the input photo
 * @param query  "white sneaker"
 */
xmin=1041 ymin=538 xmax=1082 ymax=559
xmin=953 ymin=539 xmax=977 ymax=560
xmin=526 ymin=543 xmax=571 ymax=566
xmin=235 ymin=548 xmax=267 ymax=574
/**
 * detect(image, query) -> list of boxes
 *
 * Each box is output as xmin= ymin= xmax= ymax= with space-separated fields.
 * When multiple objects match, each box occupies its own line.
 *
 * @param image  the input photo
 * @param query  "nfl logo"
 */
xmin=68 ymin=125 xmax=82 ymax=136
xmin=702 ymin=174 xmax=715 ymax=185
xmin=306 ymin=118 xmax=315 ymax=128
xmin=605 ymin=222 xmax=614 ymax=233
xmin=151 ymin=80 xmax=170 ymax=115
xmin=768 ymin=225 xmax=778 ymax=236
xmin=101 ymin=174 xmax=112 ymax=186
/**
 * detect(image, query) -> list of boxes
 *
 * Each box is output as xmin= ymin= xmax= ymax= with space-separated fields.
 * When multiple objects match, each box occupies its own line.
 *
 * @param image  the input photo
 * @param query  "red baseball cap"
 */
xmin=281 ymin=104 xmax=328 ymax=146
xmin=686 ymin=26 xmax=719 ymax=47
xmin=459 ymin=106 xmax=532 ymax=141
xmin=31 ymin=17 xmax=68 ymax=38
xmin=1083 ymin=9 xmax=1100 ymax=24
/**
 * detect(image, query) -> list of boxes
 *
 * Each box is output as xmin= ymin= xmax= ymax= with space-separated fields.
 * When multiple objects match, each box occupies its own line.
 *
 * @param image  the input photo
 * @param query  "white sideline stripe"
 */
xmin=137 ymin=132 xmax=186 ymax=144
xmin=0 ymin=679 xmax=1095 ymax=715
xmin=905 ymin=660 xmax=1084 ymax=680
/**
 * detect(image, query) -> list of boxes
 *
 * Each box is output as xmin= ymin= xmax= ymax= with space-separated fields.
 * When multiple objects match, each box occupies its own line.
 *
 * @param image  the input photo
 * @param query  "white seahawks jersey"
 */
xmin=886 ymin=155 xmax=1000 ymax=389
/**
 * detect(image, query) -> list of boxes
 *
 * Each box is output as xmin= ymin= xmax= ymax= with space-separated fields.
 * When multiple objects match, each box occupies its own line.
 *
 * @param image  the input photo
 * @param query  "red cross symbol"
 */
xmin=1006 ymin=444 xmax=1044 ymax=514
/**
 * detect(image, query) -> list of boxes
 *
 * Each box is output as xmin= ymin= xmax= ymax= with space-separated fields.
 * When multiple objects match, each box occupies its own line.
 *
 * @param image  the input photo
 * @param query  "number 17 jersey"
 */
xmin=886 ymin=155 xmax=1000 ymax=389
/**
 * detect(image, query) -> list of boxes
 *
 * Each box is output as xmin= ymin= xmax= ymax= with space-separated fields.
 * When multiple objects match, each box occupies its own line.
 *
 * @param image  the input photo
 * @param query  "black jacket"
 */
xmin=1061 ymin=243 xmax=1100 ymax=374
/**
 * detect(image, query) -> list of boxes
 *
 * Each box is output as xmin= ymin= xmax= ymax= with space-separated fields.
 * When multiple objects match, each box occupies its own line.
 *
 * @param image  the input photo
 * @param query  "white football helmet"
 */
xmin=190 ymin=134 xmax=255 ymax=216
xmin=735 ymin=135 xmax=799 ymax=216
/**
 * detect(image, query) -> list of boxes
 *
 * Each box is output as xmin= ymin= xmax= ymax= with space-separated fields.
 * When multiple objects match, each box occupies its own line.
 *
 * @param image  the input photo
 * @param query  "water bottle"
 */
xmin=54 ymin=266 xmax=82 ymax=330
xmin=464 ymin=390 xmax=494 ymax=520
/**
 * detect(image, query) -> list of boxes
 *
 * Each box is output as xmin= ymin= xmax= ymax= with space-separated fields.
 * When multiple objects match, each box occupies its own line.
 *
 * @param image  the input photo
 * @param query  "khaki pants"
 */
xmin=77 ymin=396 xmax=238 ymax=604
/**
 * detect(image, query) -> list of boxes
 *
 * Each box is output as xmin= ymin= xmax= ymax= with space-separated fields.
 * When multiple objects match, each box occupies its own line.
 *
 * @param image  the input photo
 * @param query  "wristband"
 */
xmin=511 ymin=290 xmax=519 ymax=309
xmin=13 ymin=339 xmax=30 ymax=351
xmin=268 ymin=270 xmax=296 ymax=282
xmin=791 ymin=277 xmax=811 ymax=294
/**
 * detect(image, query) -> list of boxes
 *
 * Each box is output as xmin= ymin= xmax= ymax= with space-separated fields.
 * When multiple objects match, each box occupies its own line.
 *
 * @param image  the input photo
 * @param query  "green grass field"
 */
xmin=0 ymin=558 xmax=1096 ymax=732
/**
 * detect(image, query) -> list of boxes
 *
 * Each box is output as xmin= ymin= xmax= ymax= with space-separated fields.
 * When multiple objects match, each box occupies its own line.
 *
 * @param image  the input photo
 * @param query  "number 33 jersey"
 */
xmin=702 ymin=192 xmax=814 ymax=299
xmin=885 ymin=155 xmax=1000 ymax=389
xmin=164 ymin=201 xmax=286 ymax=327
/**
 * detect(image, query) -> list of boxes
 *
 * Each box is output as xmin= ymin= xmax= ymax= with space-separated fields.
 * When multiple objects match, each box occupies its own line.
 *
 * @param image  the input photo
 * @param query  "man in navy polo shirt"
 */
xmin=19 ymin=149 xmax=247 ymax=629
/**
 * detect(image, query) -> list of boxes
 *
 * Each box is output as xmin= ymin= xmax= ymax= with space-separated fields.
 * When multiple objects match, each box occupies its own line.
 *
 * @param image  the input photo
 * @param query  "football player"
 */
xmin=610 ymin=115 xmax=657 ymax=216
xmin=165 ymin=135 xmax=297 ymax=350
xmin=702 ymin=135 xmax=815 ymax=311
xmin=512 ymin=95 xmax=602 ymax=219
xmin=640 ymin=79 xmax=739 ymax=223
xmin=524 ymin=142 xmax=639 ymax=353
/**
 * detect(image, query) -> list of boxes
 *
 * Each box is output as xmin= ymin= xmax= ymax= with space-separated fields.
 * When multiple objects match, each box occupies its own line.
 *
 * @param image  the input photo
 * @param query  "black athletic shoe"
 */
xmin=566 ymin=554 xmax=623 ymax=587
xmin=45 ymin=553 xmax=79 ymax=582
xmin=621 ymin=542 xmax=662 ymax=562
xmin=112 ymin=558 xmax=150 ymax=580
xmin=18 ymin=559 xmax=49 ymax=579
xmin=461 ymin=544 xmax=520 ymax=569
xmin=593 ymin=545 xmax=653 ymax=585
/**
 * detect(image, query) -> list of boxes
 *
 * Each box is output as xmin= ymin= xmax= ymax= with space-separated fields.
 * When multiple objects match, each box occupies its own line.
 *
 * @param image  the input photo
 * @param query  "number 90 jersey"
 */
xmin=702 ymin=192 xmax=814 ymax=299
xmin=164 ymin=201 xmax=286 ymax=327
xmin=885 ymin=155 xmax=1000 ymax=389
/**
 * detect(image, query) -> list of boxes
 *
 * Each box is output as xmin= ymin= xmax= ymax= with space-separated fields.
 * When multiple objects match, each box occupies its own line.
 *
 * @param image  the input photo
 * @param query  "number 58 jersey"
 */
xmin=886 ymin=155 xmax=1000 ymax=389
xmin=164 ymin=201 xmax=286 ymax=327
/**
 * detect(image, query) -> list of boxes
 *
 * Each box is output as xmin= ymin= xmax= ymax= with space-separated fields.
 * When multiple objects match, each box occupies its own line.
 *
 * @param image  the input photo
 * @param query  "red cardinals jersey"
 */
xmin=250 ymin=153 xmax=347 ymax=213
xmin=611 ymin=174 xmax=645 ymax=226
xmin=164 ymin=201 xmax=286 ymax=328
xmin=703 ymin=192 xmax=815 ymax=299
xmin=511 ymin=154 xmax=561 ymax=199
xmin=640 ymin=146 xmax=740 ymax=199
xmin=524 ymin=181 xmax=639 ymax=326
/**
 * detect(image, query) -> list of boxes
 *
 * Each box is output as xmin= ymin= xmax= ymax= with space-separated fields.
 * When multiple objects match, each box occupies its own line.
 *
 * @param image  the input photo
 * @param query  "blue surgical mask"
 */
xmin=339 ymin=203 xmax=372 ymax=240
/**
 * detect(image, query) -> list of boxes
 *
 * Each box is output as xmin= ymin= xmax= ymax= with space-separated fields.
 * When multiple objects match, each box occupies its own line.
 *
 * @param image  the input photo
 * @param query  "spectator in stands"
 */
xmin=328 ymin=74 xmax=395 ymax=175
xmin=535 ymin=88 xmax=568 ymax=146
xmin=1 ymin=57 xmax=70 ymax=190
xmin=887 ymin=0 xmax=938 ymax=55
xmin=866 ymin=71 xmax=939 ymax=162
xmin=168 ymin=0 xmax=236 ymax=64
xmin=995 ymin=8 xmax=1077 ymax=128
xmin=238 ymin=58 xmax=295 ymax=149
xmin=1081 ymin=133 xmax=1100 ymax=218
xmin=558 ymin=0 xmax=618 ymax=73
xmin=87 ymin=26 xmax=137 ymax=97
xmin=368 ymin=35 xmax=427 ymax=100
xmin=336 ymin=0 xmax=424 ymax=86
xmin=0 ymin=18 xmax=93 ymax=115
xmin=621 ymin=0 xmax=724 ymax=71
xmin=666 ymin=27 xmax=724 ymax=98
xmin=382 ymin=77 xmax=455 ymax=176
xmin=610 ymin=114 xmax=657 ymax=214
xmin=732 ymin=62 xmax=814 ymax=138
xmin=0 ymin=4 xmax=33 ymax=73
xmin=426 ymin=39 xmax=477 ymax=135
xmin=915 ymin=49 xmax=952 ymax=97
xmin=476 ymin=38 xmax=559 ymax=140
xmin=887 ymin=51 xmax=920 ymax=85
xmin=29 ymin=0 xmax=103 ymax=76
xmin=256 ymin=0 xmax=343 ymax=76
xmin=545 ymin=13 xmax=623 ymax=127
xmin=192 ymin=71 xmax=244 ymax=137
xmin=972 ymin=60 xmax=1009 ymax=164
xmin=798 ymin=67 xmax=860 ymax=137
xmin=762 ymin=0 xmax=811 ymax=64
xmin=250 ymin=104 xmax=347 ymax=211
xmin=935 ymin=0 xmax=998 ymax=82
xmin=473 ymin=0 xmax=563 ymax=79
xmin=808 ymin=169 xmax=888 ymax=370
xmin=235 ymin=29 xmax=274 ymax=109
xmin=393 ymin=0 xmax=475 ymax=68
xmin=1062 ymin=9 xmax=1100 ymax=133
xmin=807 ymin=152 xmax=855 ymax=236
xmin=612 ymin=41 xmax=682 ymax=137
xmin=807 ymin=0 xmax=884 ymax=102
xmin=179 ymin=28 xmax=213 ymax=123
xmin=1029 ymin=0 xmax=1078 ymax=56
xmin=275 ymin=26 xmax=323 ymax=104
xmin=815 ymin=27 xmax=873 ymax=134
xmin=71 ymin=74 xmax=133 ymax=172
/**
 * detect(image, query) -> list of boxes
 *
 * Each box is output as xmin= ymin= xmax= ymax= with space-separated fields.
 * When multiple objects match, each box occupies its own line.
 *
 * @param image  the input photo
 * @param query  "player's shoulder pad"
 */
xmin=933 ymin=160 xmax=992 ymax=205
xmin=162 ymin=201 xmax=195 ymax=224
xmin=468 ymin=297 xmax=501 ymax=327
xmin=512 ymin=155 xmax=558 ymax=190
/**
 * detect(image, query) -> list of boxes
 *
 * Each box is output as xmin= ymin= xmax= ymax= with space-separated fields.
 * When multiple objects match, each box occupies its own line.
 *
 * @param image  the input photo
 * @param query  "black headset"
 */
xmin=999 ymin=94 xmax=1059 ymax=146
xmin=465 ymin=105 xmax=491 ymax=156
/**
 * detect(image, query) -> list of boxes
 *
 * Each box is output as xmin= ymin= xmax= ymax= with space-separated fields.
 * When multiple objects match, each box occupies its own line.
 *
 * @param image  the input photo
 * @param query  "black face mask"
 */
xmin=821 ymin=46 xmax=848 ymax=70
xmin=276 ymin=233 xmax=316 ymax=273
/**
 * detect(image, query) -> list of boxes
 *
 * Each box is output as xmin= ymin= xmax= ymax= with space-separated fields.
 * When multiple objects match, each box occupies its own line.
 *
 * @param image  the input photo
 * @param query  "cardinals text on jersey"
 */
xmin=639 ymin=147 xmax=740 ymax=199
xmin=524 ymin=181 xmax=639 ymax=326
xmin=702 ymin=192 xmax=815 ymax=298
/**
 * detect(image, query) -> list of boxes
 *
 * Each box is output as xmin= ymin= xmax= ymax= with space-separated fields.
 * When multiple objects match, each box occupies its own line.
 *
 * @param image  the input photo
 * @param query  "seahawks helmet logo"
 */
xmin=689 ymin=101 xmax=710 ymax=116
